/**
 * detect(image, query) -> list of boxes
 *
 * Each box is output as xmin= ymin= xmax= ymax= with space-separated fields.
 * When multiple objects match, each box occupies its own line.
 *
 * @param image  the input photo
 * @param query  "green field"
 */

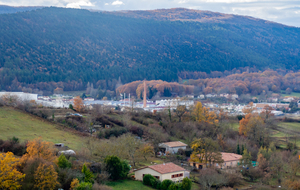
xmin=107 ymin=180 xmax=155 ymax=190
xmin=278 ymin=122 xmax=300 ymax=132
xmin=0 ymin=106 xmax=88 ymax=151
xmin=281 ymin=92 xmax=300 ymax=97
xmin=231 ymin=122 xmax=239 ymax=131
xmin=107 ymin=180 xmax=200 ymax=190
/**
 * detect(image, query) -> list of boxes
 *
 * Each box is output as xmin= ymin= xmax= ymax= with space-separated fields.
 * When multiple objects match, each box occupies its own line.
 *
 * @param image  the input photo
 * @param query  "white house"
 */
xmin=135 ymin=162 xmax=189 ymax=182
xmin=159 ymin=141 xmax=188 ymax=154
xmin=198 ymin=95 xmax=205 ymax=99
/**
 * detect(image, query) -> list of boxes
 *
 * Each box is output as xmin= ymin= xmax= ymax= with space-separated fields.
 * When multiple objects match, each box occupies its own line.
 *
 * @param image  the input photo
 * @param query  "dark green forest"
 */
xmin=0 ymin=7 xmax=300 ymax=91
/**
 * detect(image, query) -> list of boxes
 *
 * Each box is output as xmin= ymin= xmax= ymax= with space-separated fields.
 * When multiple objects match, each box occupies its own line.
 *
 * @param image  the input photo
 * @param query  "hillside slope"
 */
xmin=0 ymin=7 xmax=299 ymax=90
xmin=0 ymin=106 xmax=87 ymax=150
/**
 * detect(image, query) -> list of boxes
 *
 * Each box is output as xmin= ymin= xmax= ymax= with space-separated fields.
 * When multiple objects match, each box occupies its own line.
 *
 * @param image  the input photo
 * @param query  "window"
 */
xmin=172 ymin=173 xmax=183 ymax=178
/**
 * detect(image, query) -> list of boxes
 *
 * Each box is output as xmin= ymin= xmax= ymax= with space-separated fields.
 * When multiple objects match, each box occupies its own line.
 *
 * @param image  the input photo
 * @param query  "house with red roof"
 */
xmin=134 ymin=162 xmax=189 ymax=182
xmin=190 ymin=152 xmax=242 ymax=170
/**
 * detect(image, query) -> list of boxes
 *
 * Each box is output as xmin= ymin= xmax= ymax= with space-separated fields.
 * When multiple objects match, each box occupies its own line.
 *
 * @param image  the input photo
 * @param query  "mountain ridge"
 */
xmin=104 ymin=8 xmax=289 ymax=27
xmin=0 ymin=7 xmax=299 ymax=91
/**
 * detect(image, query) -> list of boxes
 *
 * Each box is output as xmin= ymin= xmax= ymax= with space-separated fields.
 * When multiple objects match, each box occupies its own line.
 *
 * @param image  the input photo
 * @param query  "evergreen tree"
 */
xmin=237 ymin=144 xmax=240 ymax=155
xmin=58 ymin=154 xmax=71 ymax=169
xmin=241 ymin=144 xmax=245 ymax=155
xmin=82 ymin=164 xmax=94 ymax=183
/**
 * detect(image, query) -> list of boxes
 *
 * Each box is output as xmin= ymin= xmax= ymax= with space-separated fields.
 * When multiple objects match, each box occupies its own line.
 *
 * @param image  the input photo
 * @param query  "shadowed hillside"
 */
xmin=0 ymin=7 xmax=299 ymax=91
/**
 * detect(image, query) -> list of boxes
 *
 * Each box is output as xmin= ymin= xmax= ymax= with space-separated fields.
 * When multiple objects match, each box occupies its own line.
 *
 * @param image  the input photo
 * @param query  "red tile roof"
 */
xmin=136 ymin=162 xmax=186 ymax=174
xmin=162 ymin=141 xmax=187 ymax=148
xmin=191 ymin=152 xmax=242 ymax=163
xmin=221 ymin=152 xmax=242 ymax=162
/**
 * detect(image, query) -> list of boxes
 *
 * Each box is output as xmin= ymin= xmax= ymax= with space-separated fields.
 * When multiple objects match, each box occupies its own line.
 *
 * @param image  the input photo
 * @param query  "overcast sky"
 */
xmin=1 ymin=0 xmax=299 ymax=27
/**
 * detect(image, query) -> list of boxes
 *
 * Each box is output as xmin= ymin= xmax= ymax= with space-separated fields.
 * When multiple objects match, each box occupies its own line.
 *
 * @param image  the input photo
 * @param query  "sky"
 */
xmin=1 ymin=0 xmax=300 ymax=27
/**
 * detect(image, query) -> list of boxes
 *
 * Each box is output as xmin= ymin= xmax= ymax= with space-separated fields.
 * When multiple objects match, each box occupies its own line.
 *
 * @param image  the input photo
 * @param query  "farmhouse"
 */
xmin=135 ymin=162 xmax=189 ymax=182
xmin=190 ymin=152 xmax=242 ymax=170
xmin=159 ymin=141 xmax=188 ymax=154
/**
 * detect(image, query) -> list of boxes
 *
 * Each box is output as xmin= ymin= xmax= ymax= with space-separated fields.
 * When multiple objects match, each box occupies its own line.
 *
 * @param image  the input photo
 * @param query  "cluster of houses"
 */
xmin=134 ymin=141 xmax=244 ymax=183
xmin=198 ymin=93 xmax=239 ymax=100
xmin=1 ymin=91 xmax=299 ymax=117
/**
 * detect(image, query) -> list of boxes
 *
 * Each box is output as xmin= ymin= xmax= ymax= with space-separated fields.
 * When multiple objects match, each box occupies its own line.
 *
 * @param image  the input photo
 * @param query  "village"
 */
xmin=0 ymin=90 xmax=299 ymax=118
xmin=1 ymin=87 xmax=300 ymax=190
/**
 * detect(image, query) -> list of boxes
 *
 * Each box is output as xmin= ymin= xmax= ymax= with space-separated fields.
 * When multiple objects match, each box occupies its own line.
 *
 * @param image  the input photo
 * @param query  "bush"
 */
xmin=57 ymin=168 xmax=82 ymax=190
xmin=161 ymin=179 xmax=173 ymax=190
xmin=151 ymin=178 xmax=160 ymax=189
xmin=143 ymin=174 xmax=156 ymax=186
xmin=58 ymin=154 xmax=72 ymax=169
xmin=181 ymin=177 xmax=192 ymax=190
xmin=82 ymin=164 xmax=94 ymax=183
xmin=155 ymin=180 xmax=162 ymax=189
xmin=77 ymin=182 xmax=93 ymax=190
xmin=104 ymin=155 xmax=130 ymax=180
xmin=98 ymin=127 xmax=128 ymax=139
xmin=167 ymin=183 xmax=179 ymax=190
xmin=129 ymin=126 xmax=144 ymax=137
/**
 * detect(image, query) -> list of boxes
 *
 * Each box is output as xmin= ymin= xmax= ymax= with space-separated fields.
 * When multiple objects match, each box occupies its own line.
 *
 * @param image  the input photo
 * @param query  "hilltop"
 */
xmin=0 ymin=7 xmax=299 ymax=92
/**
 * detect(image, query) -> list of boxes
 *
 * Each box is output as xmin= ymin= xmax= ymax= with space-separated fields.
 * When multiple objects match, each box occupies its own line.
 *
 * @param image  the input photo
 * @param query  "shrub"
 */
xmin=82 ymin=164 xmax=94 ymax=183
xmin=161 ymin=179 xmax=173 ymax=190
xmin=57 ymin=168 xmax=82 ymax=190
xmin=143 ymin=174 xmax=155 ymax=186
xmin=76 ymin=182 xmax=92 ymax=190
xmin=58 ymin=154 xmax=72 ymax=169
xmin=104 ymin=155 xmax=130 ymax=180
xmin=129 ymin=126 xmax=144 ymax=137
xmin=181 ymin=177 xmax=192 ymax=190
xmin=167 ymin=183 xmax=179 ymax=190
xmin=98 ymin=127 xmax=128 ymax=139
xmin=155 ymin=180 xmax=162 ymax=189
xmin=150 ymin=178 xmax=160 ymax=189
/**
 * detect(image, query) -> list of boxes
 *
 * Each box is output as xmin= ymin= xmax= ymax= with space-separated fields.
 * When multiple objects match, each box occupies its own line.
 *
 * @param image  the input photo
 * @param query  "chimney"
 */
xmin=143 ymin=80 xmax=147 ymax=108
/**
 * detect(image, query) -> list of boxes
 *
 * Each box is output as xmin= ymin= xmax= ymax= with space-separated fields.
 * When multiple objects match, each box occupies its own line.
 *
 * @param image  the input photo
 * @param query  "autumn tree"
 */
xmin=286 ymin=87 xmax=292 ymax=94
xmin=239 ymin=113 xmax=269 ymax=146
xmin=34 ymin=163 xmax=59 ymax=190
xmin=239 ymin=113 xmax=263 ymax=136
xmin=70 ymin=178 xmax=80 ymax=190
xmin=73 ymin=96 xmax=84 ymax=113
xmin=175 ymin=105 xmax=186 ymax=122
xmin=0 ymin=152 xmax=26 ymax=190
xmin=193 ymin=102 xmax=219 ymax=125
xmin=190 ymin=138 xmax=223 ymax=167
xmin=21 ymin=138 xmax=56 ymax=163
xmin=139 ymin=143 xmax=154 ymax=161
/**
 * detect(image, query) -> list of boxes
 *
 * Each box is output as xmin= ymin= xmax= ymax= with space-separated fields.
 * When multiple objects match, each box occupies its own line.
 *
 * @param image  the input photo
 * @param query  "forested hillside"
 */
xmin=0 ymin=7 xmax=300 ymax=92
